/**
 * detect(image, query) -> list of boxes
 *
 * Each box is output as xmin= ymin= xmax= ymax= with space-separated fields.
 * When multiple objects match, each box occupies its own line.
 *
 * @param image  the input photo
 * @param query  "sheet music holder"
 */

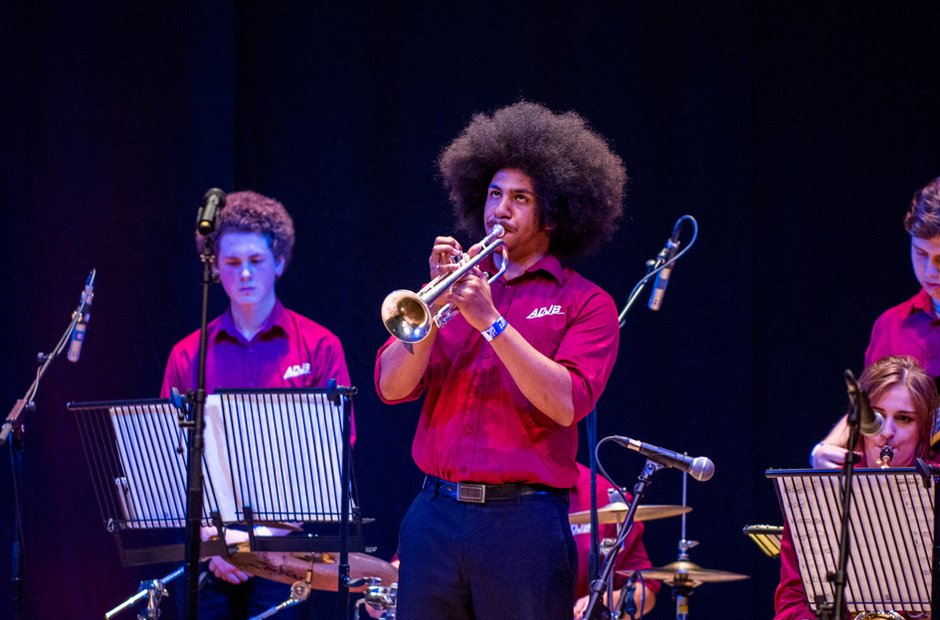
xmin=215 ymin=388 xmax=363 ymax=553
xmin=217 ymin=388 xmax=346 ymax=523
xmin=69 ymin=388 xmax=363 ymax=566
xmin=768 ymin=467 xmax=934 ymax=615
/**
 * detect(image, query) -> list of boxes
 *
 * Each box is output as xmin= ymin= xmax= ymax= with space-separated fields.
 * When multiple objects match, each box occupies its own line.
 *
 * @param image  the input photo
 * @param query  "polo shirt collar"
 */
xmin=497 ymin=253 xmax=564 ymax=284
xmin=217 ymin=299 xmax=289 ymax=343
xmin=912 ymin=289 xmax=937 ymax=318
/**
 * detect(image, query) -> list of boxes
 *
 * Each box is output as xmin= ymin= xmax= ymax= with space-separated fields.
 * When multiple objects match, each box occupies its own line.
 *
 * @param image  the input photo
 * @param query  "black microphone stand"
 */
xmin=0 ymin=271 xmax=94 ymax=619
xmin=585 ymin=248 xmax=659 ymax=586
xmin=587 ymin=216 xmax=699 ymax=583
xmin=614 ymin=572 xmax=641 ymax=620
xmin=182 ymin=210 xmax=220 ymax=619
xmin=817 ymin=371 xmax=865 ymax=620
xmin=327 ymin=379 xmax=359 ymax=620
xmin=582 ymin=458 xmax=665 ymax=620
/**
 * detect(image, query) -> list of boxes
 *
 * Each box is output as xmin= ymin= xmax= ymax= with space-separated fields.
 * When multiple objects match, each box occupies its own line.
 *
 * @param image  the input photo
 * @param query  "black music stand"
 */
xmin=769 ymin=467 xmax=936 ymax=617
xmin=213 ymin=388 xmax=363 ymax=542
xmin=70 ymin=387 xmax=366 ymax=619
xmin=70 ymin=397 xmax=228 ymax=565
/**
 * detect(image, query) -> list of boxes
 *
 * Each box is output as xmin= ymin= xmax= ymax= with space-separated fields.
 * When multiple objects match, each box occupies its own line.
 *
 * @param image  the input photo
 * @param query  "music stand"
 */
xmin=213 ymin=388 xmax=364 ymax=553
xmin=70 ymin=387 xmax=365 ymax=618
xmin=70 ymin=397 xmax=228 ymax=564
xmin=768 ymin=467 xmax=935 ymax=616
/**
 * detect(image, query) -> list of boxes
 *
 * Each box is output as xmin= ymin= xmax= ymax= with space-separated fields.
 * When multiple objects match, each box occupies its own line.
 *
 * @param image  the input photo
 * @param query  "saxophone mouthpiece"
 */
xmin=877 ymin=445 xmax=894 ymax=469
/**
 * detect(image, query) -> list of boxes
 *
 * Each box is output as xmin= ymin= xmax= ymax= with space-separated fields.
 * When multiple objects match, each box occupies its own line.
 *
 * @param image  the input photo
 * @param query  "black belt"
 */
xmin=422 ymin=476 xmax=567 ymax=504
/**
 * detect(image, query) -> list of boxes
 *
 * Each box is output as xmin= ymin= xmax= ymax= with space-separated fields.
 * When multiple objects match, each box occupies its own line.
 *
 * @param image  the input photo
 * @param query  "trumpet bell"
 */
xmin=381 ymin=225 xmax=506 ymax=343
xmin=382 ymin=289 xmax=432 ymax=343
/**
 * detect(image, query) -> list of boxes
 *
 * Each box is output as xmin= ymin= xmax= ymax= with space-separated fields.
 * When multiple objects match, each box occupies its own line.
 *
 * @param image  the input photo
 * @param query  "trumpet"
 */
xmin=381 ymin=225 xmax=508 ymax=343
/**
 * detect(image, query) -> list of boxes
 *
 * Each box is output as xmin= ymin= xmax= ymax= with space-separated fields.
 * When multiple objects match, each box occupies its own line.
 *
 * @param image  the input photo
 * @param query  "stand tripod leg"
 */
xmin=106 ymin=566 xmax=185 ymax=620
xmin=673 ymin=587 xmax=691 ymax=620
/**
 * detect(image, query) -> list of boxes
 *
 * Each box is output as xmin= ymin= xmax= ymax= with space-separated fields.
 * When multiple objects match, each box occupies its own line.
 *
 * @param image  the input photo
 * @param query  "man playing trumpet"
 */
xmin=375 ymin=101 xmax=627 ymax=619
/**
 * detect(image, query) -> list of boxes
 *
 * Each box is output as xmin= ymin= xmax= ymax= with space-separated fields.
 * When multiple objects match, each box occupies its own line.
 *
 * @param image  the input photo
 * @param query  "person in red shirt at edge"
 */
xmin=774 ymin=355 xmax=939 ymax=620
xmin=161 ymin=190 xmax=352 ymax=620
xmin=813 ymin=177 xmax=940 ymax=468
xmin=374 ymin=101 xmax=627 ymax=620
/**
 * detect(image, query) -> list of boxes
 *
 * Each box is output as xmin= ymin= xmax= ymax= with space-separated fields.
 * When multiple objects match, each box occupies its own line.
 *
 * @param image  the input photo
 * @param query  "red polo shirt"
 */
xmin=161 ymin=300 xmax=354 ymax=440
xmin=865 ymin=289 xmax=940 ymax=377
xmin=375 ymin=254 xmax=619 ymax=488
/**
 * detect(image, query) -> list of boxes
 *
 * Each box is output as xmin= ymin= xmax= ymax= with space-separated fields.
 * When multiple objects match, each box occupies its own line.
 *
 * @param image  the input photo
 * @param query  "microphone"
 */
xmin=611 ymin=435 xmax=715 ymax=481
xmin=844 ymin=369 xmax=883 ymax=436
xmin=196 ymin=188 xmax=226 ymax=236
xmin=68 ymin=269 xmax=96 ymax=363
xmin=648 ymin=220 xmax=683 ymax=311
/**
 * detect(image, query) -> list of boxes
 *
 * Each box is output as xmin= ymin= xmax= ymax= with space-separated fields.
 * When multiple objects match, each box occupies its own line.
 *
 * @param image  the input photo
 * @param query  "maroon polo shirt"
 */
xmin=161 ymin=300 xmax=354 ymax=441
xmin=866 ymin=289 xmax=940 ymax=377
xmin=375 ymin=254 xmax=619 ymax=488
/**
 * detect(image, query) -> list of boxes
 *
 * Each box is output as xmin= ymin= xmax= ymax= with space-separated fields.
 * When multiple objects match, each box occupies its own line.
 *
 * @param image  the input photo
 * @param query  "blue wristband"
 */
xmin=481 ymin=315 xmax=508 ymax=342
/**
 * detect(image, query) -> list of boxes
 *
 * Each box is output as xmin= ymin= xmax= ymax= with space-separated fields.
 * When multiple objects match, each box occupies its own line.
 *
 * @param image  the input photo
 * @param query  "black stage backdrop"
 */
xmin=2 ymin=2 xmax=939 ymax=618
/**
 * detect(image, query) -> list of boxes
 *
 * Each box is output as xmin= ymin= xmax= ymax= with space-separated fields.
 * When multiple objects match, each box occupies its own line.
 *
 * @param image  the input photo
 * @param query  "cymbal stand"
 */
xmin=670 ymin=472 xmax=697 ymax=620
xmin=105 ymin=566 xmax=185 ymax=619
xmin=583 ymin=458 xmax=665 ymax=620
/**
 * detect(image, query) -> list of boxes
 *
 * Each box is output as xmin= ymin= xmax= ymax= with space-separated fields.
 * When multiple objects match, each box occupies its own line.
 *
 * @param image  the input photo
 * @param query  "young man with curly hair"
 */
xmin=162 ymin=190 xmax=351 ymax=619
xmin=375 ymin=102 xmax=627 ymax=619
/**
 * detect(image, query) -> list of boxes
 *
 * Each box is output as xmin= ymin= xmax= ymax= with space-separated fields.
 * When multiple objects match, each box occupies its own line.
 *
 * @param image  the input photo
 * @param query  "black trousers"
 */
xmin=396 ymin=482 xmax=577 ymax=619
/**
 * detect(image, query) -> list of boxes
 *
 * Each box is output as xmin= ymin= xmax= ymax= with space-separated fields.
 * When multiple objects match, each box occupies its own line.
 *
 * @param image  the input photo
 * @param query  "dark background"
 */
xmin=2 ymin=2 xmax=940 ymax=618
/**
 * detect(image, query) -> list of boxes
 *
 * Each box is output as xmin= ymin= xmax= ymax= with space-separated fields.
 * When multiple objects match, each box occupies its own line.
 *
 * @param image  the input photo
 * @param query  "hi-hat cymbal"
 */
xmin=568 ymin=502 xmax=691 ymax=525
xmin=226 ymin=544 xmax=398 ymax=592
xmin=630 ymin=560 xmax=749 ymax=586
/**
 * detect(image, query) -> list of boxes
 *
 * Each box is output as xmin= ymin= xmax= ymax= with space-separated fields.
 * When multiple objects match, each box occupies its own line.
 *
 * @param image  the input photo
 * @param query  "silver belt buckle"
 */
xmin=456 ymin=482 xmax=486 ymax=503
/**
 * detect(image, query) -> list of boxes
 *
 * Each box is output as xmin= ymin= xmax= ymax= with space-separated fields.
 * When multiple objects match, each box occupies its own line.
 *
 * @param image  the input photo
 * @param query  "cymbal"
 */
xmin=568 ymin=502 xmax=691 ymax=525
xmin=630 ymin=560 xmax=749 ymax=586
xmin=226 ymin=544 xmax=398 ymax=592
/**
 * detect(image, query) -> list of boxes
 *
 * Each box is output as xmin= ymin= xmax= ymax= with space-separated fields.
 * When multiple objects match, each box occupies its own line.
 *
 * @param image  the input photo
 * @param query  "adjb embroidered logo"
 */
xmin=282 ymin=362 xmax=311 ymax=380
xmin=526 ymin=305 xmax=564 ymax=319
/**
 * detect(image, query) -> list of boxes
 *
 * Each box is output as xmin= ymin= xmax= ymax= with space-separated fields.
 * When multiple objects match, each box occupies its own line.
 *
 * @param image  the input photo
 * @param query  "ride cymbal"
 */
xmin=568 ymin=503 xmax=691 ymax=525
